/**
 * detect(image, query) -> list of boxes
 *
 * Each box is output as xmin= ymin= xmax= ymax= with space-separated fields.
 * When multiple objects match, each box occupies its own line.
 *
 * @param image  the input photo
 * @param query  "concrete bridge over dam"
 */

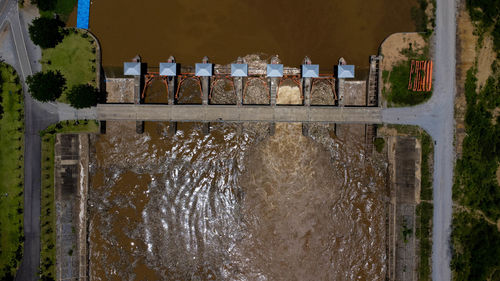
xmin=97 ymin=104 xmax=382 ymax=123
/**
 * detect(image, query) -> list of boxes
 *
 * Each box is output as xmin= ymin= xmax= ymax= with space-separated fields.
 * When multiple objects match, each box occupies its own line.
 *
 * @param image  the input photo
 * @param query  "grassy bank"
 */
xmin=41 ymin=29 xmax=97 ymax=103
xmin=0 ymin=64 xmax=24 ymax=279
xmin=416 ymin=130 xmax=433 ymax=281
xmin=451 ymin=66 xmax=500 ymax=280
xmin=382 ymin=43 xmax=432 ymax=107
xmin=39 ymin=120 xmax=98 ymax=281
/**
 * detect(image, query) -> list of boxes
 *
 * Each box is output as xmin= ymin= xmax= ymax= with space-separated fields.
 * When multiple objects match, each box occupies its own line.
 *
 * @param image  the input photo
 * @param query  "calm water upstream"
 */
xmin=69 ymin=0 xmax=417 ymax=71
xmin=89 ymin=122 xmax=389 ymax=280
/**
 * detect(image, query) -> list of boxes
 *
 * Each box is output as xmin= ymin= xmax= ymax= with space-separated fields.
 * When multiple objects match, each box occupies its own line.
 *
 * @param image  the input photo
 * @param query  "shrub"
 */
xmin=67 ymin=84 xmax=99 ymax=109
xmin=374 ymin=137 xmax=385 ymax=153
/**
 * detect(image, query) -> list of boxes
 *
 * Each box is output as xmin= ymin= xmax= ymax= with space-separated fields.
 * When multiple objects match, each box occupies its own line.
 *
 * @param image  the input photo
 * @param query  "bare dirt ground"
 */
xmin=476 ymin=35 xmax=495 ymax=90
xmin=380 ymin=33 xmax=426 ymax=72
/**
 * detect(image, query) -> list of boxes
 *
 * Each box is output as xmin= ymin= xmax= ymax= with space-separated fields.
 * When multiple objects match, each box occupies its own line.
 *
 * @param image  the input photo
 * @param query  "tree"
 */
xmin=26 ymin=71 xmax=66 ymax=102
xmin=28 ymin=17 xmax=64 ymax=49
xmin=67 ymin=84 xmax=99 ymax=109
xmin=30 ymin=0 xmax=57 ymax=11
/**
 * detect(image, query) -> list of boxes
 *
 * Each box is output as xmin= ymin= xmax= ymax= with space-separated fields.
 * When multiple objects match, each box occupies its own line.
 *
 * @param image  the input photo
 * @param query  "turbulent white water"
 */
xmin=89 ymin=121 xmax=388 ymax=280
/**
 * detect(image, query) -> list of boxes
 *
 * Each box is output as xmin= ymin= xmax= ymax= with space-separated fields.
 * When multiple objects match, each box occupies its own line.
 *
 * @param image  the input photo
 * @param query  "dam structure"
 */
xmin=100 ymin=55 xmax=382 ymax=124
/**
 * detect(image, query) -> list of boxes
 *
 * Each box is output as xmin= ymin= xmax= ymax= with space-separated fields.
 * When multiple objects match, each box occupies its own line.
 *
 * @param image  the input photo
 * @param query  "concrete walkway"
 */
xmin=97 ymin=104 xmax=382 ymax=123
xmin=383 ymin=0 xmax=456 ymax=279
xmin=0 ymin=1 xmax=95 ymax=280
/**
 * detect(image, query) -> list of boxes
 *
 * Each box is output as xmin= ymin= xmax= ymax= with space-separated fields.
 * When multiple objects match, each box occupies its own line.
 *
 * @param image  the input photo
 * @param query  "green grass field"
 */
xmin=0 ymin=64 xmax=24 ymax=279
xmin=42 ymin=29 xmax=97 ymax=103
xmin=39 ymin=120 xmax=98 ymax=280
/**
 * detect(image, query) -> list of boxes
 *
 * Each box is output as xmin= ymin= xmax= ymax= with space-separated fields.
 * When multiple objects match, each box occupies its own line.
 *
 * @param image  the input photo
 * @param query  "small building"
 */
xmin=338 ymin=65 xmax=355 ymax=78
xmin=195 ymin=63 xmax=213 ymax=77
xmin=267 ymin=64 xmax=283 ymax=77
xmin=159 ymin=63 xmax=177 ymax=76
xmin=231 ymin=63 xmax=248 ymax=77
xmin=123 ymin=62 xmax=141 ymax=76
xmin=302 ymin=64 xmax=319 ymax=78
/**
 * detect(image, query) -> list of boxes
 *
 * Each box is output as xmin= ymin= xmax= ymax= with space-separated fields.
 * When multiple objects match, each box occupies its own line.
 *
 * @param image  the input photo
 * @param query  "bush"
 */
xmin=28 ymin=17 xmax=64 ymax=49
xmin=26 ymin=70 xmax=66 ymax=102
xmin=374 ymin=137 xmax=385 ymax=153
xmin=452 ymin=212 xmax=500 ymax=280
xmin=67 ymin=84 xmax=99 ymax=109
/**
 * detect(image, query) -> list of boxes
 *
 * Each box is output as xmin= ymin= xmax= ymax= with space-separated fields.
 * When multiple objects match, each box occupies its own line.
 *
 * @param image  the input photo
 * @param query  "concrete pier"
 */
xmin=134 ymin=75 xmax=141 ymax=104
xmin=168 ymin=76 xmax=176 ymax=105
xmin=135 ymin=121 xmax=144 ymax=134
xmin=202 ymin=122 xmax=210 ymax=134
xmin=168 ymin=122 xmax=177 ymax=136
xmin=235 ymin=77 xmax=243 ymax=106
xmin=202 ymin=77 xmax=209 ymax=105
xmin=303 ymin=77 xmax=311 ymax=106
xmin=270 ymin=78 xmax=278 ymax=106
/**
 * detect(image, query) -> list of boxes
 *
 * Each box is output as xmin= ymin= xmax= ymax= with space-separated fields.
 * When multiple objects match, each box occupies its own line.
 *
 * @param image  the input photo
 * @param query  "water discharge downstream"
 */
xmin=89 ymin=122 xmax=388 ymax=280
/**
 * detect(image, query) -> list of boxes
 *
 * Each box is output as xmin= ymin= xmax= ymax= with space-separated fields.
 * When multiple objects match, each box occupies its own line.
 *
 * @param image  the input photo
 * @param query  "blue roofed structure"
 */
xmin=159 ymin=63 xmax=177 ymax=76
xmin=195 ymin=63 xmax=213 ymax=76
xmin=338 ymin=65 xmax=355 ymax=78
xmin=302 ymin=64 xmax=319 ymax=78
xmin=231 ymin=64 xmax=248 ymax=77
xmin=267 ymin=64 xmax=283 ymax=77
xmin=123 ymin=62 xmax=141 ymax=76
xmin=76 ymin=0 xmax=90 ymax=29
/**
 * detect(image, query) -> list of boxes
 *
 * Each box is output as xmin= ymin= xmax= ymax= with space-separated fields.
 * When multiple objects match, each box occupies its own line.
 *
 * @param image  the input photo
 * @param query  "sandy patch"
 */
xmin=380 ymin=33 xmax=426 ymax=72
xmin=277 ymin=85 xmax=301 ymax=105
xmin=476 ymin=35 xmax=496 ymax=90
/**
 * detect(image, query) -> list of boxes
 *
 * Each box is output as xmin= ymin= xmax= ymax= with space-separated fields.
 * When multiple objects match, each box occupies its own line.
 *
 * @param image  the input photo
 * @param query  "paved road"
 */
xmin=1 ymin=0 xmax=454 ymax=279
xmin=383 ymin=0 xmax=456 ymax=279
xmin=0 ymin=1 xmax=95 ymax=280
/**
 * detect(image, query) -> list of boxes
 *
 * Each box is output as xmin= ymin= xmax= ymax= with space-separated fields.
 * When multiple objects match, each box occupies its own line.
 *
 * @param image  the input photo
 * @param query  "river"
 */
xmin=88 ymin=122 xmax=388 ymax=280
xmin=68 ymin=0 xmax=417 ymax=72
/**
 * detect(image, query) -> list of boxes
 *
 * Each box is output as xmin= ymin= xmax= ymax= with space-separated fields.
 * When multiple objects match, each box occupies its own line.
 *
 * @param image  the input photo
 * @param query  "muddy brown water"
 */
xmin=79 ymin=1 xmax=409 ymax=279
xmin=67 ymin=0 xmax=417 ymax=72
xmin=89 ymin=122 xmax=389 ymax=280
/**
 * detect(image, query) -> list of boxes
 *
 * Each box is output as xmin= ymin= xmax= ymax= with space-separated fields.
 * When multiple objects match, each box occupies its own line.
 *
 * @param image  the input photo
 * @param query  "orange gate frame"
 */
xmin=209 ymin=75 xmax=236 ymax=100
xmin=175 ymin=73 xmax=203 ymax=99
xmin=141 ymin=72 xmax=169 ymax=99
xmin=311 ymin=74 xmax=337 ymax=100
